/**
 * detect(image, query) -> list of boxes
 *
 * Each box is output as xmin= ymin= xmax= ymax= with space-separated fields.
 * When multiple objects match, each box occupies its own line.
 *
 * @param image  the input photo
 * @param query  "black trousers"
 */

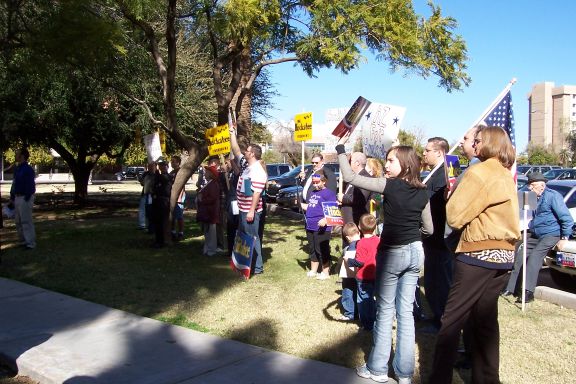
xmin=429 ymin=260 xmax=508 ymax=384
xmin=306 ymin=229 xmax=331 ymax=266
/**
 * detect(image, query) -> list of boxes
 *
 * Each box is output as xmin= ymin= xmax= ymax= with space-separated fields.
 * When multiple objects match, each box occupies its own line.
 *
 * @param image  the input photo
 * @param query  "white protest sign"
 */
xmin=144 ymin=132 xmax=163 ymax=163
xmin=361 ymin=103 xmax=406 ymax=159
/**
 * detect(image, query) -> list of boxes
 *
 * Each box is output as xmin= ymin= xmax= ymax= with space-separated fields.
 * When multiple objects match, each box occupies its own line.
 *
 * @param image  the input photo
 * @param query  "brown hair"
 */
xmin=387 ymin=146 xmax=426 ymax=189
xmin=475 ymin=126 xmax=515 ymax=169
xmin=359 ymin=214 xmax=377 ymax=234
xmin=343 ymin=222 xmax=360 ymax=237
xmin=248 ymin=144 xmax=263 ymax=160
xmin=427 ymin=137 xmax=449 ymax=153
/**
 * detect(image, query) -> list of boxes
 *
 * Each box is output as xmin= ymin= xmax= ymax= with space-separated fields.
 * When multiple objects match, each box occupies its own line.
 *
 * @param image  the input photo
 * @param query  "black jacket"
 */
xmin=301 ymin=165 xmax=337 ymax=202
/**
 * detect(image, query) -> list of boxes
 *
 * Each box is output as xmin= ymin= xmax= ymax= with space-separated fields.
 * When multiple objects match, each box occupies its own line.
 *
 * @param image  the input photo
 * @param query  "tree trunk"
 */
xmin=70 ymin=163 xmax=93 ymax=205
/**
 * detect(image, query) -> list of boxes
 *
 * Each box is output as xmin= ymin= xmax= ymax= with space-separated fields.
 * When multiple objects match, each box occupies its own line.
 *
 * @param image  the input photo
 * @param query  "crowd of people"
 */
xmin=133 ymin=124 xmax=565 ymax=383
xmin=4 ymin=123 xmax=565 ymax=383
xmin=293 ymin=126 xmax=561 ymax=384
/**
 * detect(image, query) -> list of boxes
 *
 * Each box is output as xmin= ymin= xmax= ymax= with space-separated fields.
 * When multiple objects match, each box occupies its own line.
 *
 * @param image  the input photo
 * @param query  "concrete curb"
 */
xmin=535 ymin=286 xmax=576 ymax=309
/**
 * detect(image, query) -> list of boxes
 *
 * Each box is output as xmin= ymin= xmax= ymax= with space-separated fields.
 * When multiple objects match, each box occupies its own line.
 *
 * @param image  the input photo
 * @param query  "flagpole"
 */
xmin=423 ymin=78 xmax=517 ymax=185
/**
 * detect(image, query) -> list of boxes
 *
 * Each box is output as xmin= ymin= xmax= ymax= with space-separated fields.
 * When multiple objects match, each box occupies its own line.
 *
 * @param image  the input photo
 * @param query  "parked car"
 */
xmin=266 ymin=165 xmax=312 ymax=202
xmin=266 ymin=163 xmax=292 ymax=178
xmin=516 ymin=165 xmax=561 ymax=176
xmin=276 ymin=185 xmax=303 ymax=211
xmin=542 ymin=168 xmax=576 ymax=181
xmin=115 ymin=166 xmax=145 ymax=181
xmin=323 ymin=162 xmax=340 ymax=181
xmin=516 ymin=174 xmax=528 ymax=190
xmin=545 ymin=241 xmax=576 ymax=289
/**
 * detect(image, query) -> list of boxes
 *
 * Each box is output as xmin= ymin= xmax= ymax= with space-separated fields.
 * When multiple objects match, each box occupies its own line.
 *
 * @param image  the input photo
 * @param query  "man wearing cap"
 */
xmin=502 ymin=172 xmax=573 ymax=302
xmin=229 ymin=126 xmax=268 ymax=275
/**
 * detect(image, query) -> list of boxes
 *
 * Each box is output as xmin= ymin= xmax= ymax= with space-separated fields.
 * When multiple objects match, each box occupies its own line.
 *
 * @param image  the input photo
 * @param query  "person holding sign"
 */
xmin=336 ymin=133 xmax=432 ymax=384
xmin=229 ymin=125 xmax=267 ymax=276
xmin=300 ymin=169 xmax=337 ymax=280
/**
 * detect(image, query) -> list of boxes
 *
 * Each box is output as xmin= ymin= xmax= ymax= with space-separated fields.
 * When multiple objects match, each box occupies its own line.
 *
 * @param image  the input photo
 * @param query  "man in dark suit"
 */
xmin=299 ymin=153 xmax=337 ymax=203
xmin=422 ymin=136 xmax=451 ymax=332
xmin=339 ymin=151 xmax=372 ymax=229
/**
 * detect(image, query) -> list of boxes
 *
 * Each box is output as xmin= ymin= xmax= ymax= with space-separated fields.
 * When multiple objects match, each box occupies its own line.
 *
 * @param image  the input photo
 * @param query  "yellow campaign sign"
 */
xmin=294 ymin=112 xmax=313 ymax=142
xmin=206 ymin=123 xmax=231 ymax=156
xmin=159 ymin=129 xmax=166 ymax=153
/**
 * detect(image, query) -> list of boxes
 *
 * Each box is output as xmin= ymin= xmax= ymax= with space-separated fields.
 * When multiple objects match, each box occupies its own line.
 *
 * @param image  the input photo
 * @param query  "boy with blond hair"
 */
xmin=347 ymin=214 xmax=379 ymax=330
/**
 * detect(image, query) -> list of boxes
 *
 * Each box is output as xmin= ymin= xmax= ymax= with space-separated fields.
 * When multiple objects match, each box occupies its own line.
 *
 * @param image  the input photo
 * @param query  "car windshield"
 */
xmin=280 ymin=165 xmax=305 ymax=178
xmin=543 ymin=169 xmax=565 ymax=178
xmin=516 ymin=166 xmax=531 ymax=174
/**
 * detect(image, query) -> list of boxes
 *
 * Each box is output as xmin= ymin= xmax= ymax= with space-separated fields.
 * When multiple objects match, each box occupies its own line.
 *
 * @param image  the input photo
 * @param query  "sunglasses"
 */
xmin=311 ymin=161 xmax=319 ymax=165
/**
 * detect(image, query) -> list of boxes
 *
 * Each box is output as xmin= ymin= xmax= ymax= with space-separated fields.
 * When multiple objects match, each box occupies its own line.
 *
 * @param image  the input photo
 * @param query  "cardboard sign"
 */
xmin=361 ymin=103 xmax=406 ymax=159
xmin=144 ymin=132 xmax=163 ymax=163
xmin=331 ymin=96 xmax=372 ymax=137
xmin=294 ymin=112 xmax=313 ymax=142
xmin=321 ymin=201 xmax=344 ymax=226
xmin=230 ymin=230 xmax=256 ymax=279
xmin=206 ymin=123 xmax=231 ymax=156
xmin=444 ymin=155 xmax=462 ymax=193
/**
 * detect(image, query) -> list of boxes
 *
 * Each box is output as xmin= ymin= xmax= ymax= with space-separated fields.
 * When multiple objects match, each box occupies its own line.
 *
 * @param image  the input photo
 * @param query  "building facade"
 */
xmin=528 ymin=82 xmax=576 ymax=152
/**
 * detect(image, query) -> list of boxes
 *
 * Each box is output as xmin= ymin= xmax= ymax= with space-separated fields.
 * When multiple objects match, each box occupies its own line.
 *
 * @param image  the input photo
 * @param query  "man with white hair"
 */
xmin=502 ymin=172 xmax=573 ymax=302
xmin=339 ymin=151 xmax=372 ymax=233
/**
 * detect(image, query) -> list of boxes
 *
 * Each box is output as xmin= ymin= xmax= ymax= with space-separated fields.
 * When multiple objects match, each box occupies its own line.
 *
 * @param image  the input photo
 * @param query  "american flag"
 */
xmin=481 ymin=90 xmax=515 ymax=146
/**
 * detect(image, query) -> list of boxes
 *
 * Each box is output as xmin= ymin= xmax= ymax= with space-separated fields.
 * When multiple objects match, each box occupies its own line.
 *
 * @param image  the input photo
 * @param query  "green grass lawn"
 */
xmin=1 ymin=190 xmax=575 ymax=383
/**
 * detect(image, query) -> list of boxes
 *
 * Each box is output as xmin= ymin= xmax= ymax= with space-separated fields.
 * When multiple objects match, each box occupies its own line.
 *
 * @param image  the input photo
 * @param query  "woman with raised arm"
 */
xmin=336 ymin=133 xmax=432 ymax=384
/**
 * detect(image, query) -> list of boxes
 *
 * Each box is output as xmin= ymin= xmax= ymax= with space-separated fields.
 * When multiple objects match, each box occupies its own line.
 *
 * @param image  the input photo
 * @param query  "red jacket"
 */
xmin=196 ymin=180 xmax=220 ymax=224
xmin=355 ymin=236 xmax=379 ymax=281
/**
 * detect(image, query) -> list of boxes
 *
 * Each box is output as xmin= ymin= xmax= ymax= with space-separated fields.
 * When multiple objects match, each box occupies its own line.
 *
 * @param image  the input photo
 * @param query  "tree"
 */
xmin=526 ymin=144 xmax=559 ymax=165
xmin=117 ymin=0 xmax=470 ymax=211
xmin=398 ymin=129 xmax=424 ymax=154
xmin=251 ymin=122 xmax=273 ymax=144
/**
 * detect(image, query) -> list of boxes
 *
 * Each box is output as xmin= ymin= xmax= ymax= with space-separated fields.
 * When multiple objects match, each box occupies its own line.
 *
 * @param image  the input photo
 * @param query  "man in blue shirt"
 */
xmin=502 ymin=172 xmax=573 ymax=302
xmin=10 ymin=148 xmax=36 ymax=249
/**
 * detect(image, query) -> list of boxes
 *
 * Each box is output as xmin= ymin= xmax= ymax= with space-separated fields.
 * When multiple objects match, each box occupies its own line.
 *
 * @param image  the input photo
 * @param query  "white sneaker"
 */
xmin=316 ymin=273 xmax=330 ymax=280
xmin=355 ymin=364 xmax=388 ymax=382
xmin=306 ymin=270 xmax=317 ymax=278
xmin=398 ymin=377 xmax=412 ymax=384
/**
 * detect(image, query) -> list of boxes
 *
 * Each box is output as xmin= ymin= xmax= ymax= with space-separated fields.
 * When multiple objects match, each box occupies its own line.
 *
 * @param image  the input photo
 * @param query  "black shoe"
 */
xmin=500 ymin=290 xmax=514 ymax=297
xmin=515 ymin=290 xmax=534 ymax=303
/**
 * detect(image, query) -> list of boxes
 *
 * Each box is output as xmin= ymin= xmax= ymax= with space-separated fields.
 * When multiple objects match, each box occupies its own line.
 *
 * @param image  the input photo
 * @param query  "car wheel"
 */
xmin=116 ymin=175 xmax=123 ymax=181
xmin=549 ymin=268 xmax=576 ymax=289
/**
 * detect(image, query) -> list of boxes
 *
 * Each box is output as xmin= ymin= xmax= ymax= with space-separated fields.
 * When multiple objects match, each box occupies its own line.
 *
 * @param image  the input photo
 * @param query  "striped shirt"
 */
xmin=236 ymin=155 xmax=267 ymax=212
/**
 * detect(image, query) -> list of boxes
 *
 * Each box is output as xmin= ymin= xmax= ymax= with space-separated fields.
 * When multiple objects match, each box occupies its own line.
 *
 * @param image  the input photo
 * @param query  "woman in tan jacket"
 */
xmin=428 ymin=126 xmax=521 ymax=384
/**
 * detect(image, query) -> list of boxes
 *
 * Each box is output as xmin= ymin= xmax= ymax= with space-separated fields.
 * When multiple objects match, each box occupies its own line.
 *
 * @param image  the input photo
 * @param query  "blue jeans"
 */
xmin=239 ymin=211 xmax=263 ymax=274
xmin=367 ymin=241 xmax=424 ymax=379
xmin=341 ymin=278 xmax=357 ymax=319
xmin=357 ymin=280 xmax=375 ymax=330
xmin=138 ymin=195 xmax=147 ymax=228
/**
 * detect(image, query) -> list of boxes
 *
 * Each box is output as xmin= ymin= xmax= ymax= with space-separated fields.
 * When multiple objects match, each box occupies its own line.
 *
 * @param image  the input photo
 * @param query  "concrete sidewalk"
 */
xmin=0 ymin=278 xmax=374 ymax=384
